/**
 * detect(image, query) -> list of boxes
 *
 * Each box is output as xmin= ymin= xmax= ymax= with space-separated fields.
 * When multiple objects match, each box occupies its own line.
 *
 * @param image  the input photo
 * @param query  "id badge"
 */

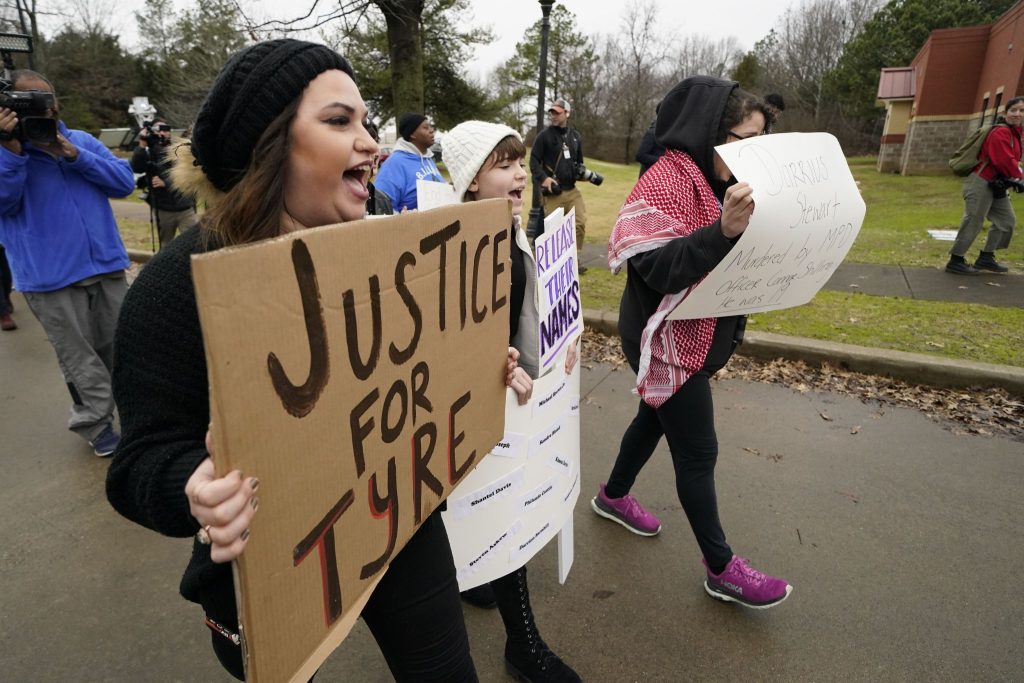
xmin=562 ymin=144 xmax=571 ymax=160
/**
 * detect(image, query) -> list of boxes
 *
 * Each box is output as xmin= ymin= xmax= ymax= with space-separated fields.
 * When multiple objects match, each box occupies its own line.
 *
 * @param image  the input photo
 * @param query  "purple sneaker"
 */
xmin=590 ymin=483 xmax=662 ymax=536
xmin=703 ymin=555 xmax=792 ymax=609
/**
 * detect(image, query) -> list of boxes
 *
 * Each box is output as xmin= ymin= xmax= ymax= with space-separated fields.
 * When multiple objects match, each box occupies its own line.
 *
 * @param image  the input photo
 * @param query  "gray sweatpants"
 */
xmin=951 ymin=173 xmax=1015 ymax=258
xmin=24 ymin=273 xmax=126 ymax=442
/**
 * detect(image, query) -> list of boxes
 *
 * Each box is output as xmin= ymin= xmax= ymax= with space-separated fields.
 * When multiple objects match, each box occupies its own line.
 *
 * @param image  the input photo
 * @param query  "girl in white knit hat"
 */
xmin=443 ymin=121 xmax=580 ymax=683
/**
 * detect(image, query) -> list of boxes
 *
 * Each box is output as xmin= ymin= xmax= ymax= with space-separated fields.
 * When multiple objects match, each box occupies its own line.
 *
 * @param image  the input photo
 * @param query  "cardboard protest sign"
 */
xmin=190 ymin=200 xmax=511 ymax=683
xmin=668 ymin=132 xmax=865 ymax=320
xmin=443 ymin=352 xmax=581 ymax=589
xmin=534 ymin=209 xmax=582 ymax=372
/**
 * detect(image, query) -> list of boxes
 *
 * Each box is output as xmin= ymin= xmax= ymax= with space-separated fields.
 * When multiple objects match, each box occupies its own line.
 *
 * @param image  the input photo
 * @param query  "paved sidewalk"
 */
xmin=578 ymin=242 xmax=1024 ymax=308
xmin=111 ymin=198 xmax=152 ymax=222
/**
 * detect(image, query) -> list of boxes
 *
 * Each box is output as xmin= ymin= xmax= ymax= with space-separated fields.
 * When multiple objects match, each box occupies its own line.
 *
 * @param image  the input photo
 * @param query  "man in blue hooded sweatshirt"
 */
xmin=373 ymin=112 xmax=444 ymax=212
xmin=0 ymin=70 xmax=135 ymax=457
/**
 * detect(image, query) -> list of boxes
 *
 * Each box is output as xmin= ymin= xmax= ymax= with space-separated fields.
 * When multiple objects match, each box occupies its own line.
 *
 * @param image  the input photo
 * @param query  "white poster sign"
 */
xmin=534 ymin=209 xmax=582 ymax=370
xmin=416 ymin=179 xmax=459 ymax=211
xmin=443 ymin=355 xmax=581 ymax=589
xmin=668 ymin=132 xmax=866 ymax=320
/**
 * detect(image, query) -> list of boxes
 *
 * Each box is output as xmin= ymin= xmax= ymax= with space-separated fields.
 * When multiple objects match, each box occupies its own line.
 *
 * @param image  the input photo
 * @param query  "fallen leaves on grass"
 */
xmin=581 ymin=329 xmax=629 ymax=370
xmin=582 ymin=328 xmax=1024 ymax=442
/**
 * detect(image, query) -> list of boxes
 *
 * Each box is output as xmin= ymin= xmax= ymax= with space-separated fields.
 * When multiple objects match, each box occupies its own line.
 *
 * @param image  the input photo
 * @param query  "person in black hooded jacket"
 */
xmin=635 ymin=119 xmax=665 ymax=178
xmin=591 ymin=76 xmax=793 ymax=610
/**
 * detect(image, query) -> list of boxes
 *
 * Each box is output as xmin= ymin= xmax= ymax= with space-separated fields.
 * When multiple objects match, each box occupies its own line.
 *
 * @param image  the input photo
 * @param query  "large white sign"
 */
xmin=443 ymin=353 xmax=581 ymax=589
xmin=668 ymin=132 xmax=865 ymax=320
xmin=534 ymin=209 xmax=582 ymax=371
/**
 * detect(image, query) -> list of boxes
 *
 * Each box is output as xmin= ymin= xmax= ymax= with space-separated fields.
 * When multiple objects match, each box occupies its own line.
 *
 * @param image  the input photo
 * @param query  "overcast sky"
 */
xmin=457 ymin=0 xmax=790 ymax=79
xmin=60 ymin=0 xmax=790 ymax=75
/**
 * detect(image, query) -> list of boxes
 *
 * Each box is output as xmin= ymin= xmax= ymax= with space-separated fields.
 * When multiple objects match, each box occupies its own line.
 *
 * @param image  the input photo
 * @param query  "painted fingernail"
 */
xmin=250 ymin=496 xmax=260 ymax=511
xmin=249 ymin=477 xmax=260 ymax=492
xmin=241 ymin=528 xmax=250 ymax=542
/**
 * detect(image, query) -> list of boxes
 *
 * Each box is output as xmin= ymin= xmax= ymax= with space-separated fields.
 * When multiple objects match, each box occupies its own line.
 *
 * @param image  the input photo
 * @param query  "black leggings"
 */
xmin=605 ymin=371 xmax=733 ymax=570
xmin=207 ymin=512 xmax=476 ymax=681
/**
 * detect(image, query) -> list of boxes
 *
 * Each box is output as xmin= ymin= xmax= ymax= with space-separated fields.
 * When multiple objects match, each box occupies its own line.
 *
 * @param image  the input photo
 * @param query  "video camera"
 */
xmin=0 ymin=32 xmax=58 ymax=145
xmin=140 ymin=120 xmax=172 ymax=146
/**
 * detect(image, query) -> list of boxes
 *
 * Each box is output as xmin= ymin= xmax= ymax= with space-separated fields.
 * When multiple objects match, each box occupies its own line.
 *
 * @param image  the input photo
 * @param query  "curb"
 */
xmin=582 ymin=308 xmax=1024 ymax=398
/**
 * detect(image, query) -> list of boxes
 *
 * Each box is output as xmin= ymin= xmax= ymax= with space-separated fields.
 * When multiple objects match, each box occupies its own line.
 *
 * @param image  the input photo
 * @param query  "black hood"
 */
xmin=655 ymin=76 xmax=738 ymax=199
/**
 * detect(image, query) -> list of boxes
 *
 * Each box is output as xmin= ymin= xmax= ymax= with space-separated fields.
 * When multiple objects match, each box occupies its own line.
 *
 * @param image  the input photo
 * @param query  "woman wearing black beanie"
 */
xmin=106 ymin=39 xmax=478 ymax=681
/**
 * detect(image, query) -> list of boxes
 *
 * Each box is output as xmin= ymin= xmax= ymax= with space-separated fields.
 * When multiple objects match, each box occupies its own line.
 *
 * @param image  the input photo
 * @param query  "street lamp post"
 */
xmin=526 ymin=0 xmax=556 ymax=240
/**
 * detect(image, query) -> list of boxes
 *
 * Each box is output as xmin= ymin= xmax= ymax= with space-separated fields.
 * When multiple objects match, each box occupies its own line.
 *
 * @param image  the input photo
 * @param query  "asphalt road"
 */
xmin=1 ymin=296 xmax=1021 ymax=682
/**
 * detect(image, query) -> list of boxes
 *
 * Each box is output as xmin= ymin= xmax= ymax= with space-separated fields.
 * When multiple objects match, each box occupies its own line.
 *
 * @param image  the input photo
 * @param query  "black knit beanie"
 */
xmin=191 ymin=39 xmax=354 ymax=192
xmin=398 ymin=112 xmax=428 ymax=141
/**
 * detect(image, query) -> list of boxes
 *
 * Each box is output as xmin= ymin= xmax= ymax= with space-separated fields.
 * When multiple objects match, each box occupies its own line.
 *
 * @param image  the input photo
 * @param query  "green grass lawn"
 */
xmin=847 ymin=156 xmax=1024 ymax=269
xmin=118 ymin=217 xmax=158 ymax=252
xmin=569 ymin=154 xmax=1024 ymax=368
xmin=746 ymin=290 xmax=1024 ymax=367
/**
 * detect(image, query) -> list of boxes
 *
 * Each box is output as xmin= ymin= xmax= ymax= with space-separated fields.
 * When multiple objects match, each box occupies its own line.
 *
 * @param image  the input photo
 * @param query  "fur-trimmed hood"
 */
xmin=168 ymin=138 xmax=226 ymax=209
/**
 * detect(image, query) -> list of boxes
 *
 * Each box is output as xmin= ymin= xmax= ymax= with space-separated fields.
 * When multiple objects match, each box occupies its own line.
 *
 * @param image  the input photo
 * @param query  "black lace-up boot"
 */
xmin=975 ymin=251 xmax=1009 ymax=273
xmin=491 ymin=566 xmax=581 ymax=683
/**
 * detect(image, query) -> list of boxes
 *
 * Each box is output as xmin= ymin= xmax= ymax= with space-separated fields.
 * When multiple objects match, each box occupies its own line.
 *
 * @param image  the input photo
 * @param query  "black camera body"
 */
xmin=0 ymin=85 xmax=58 ymax=144
xmin=542 ymin=180 xmax=563 ymax=196
xmin=576 ymin=163 xmax=604 ymax=186
xmin=989 ymin=176 xmax=1024 ymax=194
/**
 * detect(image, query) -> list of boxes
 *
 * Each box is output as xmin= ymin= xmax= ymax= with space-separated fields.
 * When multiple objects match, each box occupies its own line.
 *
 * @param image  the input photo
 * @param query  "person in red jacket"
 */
xmin=946 ymin=96 xmax=1024 ymax=274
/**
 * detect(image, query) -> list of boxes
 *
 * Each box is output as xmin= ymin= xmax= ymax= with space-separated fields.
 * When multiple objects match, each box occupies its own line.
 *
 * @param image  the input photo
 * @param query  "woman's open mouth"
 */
xmin=343 ymin=165 xmax=371 ymax=201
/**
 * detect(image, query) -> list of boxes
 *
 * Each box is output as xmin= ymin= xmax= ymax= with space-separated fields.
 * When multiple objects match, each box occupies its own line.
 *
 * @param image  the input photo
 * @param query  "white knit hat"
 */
xmin=442 ymin=120 xmax=522 ymax=201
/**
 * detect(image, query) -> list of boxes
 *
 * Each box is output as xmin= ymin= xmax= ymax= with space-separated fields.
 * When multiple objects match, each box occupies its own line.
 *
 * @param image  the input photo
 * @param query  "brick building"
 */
xmin=877 ymin=1 xmax=1024 ymax=174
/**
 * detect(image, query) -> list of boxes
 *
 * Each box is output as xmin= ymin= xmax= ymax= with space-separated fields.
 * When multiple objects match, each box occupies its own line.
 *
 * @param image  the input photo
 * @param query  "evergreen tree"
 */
xmin=826 ymin=0 xmax=1017 ymax=122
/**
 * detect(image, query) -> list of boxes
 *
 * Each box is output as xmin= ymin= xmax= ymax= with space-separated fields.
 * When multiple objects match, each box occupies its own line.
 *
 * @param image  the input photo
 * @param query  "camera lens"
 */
xmin=22 ymin=117 xmax=58 ymax=145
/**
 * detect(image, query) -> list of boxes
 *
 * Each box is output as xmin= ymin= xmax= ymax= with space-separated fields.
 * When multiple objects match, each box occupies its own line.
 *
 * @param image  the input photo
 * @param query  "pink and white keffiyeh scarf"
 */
xmin=608 ymin=150 xmax=721 ymax=408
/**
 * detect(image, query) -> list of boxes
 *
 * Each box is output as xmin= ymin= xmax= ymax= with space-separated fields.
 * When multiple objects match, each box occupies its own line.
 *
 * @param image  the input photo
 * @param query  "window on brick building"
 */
xmin=980 ymin=96 xmax=990 ymax=127
xmin=992 ymin=93 xmax=1003 ymax=123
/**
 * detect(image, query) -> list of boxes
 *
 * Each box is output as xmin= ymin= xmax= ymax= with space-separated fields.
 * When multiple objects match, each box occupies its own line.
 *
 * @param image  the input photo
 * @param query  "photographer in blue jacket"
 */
xmin=0 ymin=69 xmax=134 ymax=456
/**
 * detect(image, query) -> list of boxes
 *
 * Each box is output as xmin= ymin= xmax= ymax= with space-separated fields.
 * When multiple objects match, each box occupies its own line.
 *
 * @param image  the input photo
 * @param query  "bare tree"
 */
xmin=757 ymin=0 xmax=881 ymax=127
xmin=63 ymin=0 xmax=117 ymax=35
xmin=1 ymin=0 xmax=53 ymax=68
xmin=671 ymin=34 xmax=743 ymax=80
xmin=602 ymin=0 xmax=667 ymax=163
